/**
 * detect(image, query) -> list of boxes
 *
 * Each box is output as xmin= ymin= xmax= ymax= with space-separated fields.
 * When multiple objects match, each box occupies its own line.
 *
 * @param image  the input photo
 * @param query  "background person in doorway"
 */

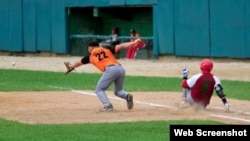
xmin=126 ymin=29 xmax=146 ymax=59
xmin=104 ymin=26 xmax=120 ymax=46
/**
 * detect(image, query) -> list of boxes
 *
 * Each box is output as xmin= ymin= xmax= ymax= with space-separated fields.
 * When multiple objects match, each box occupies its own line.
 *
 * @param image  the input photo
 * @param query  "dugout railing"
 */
xmin=70 ymin=34 xmax=154 ymax=60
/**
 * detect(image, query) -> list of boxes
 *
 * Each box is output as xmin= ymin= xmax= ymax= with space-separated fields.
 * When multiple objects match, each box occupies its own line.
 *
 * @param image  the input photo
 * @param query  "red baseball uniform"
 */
xmin=182 ymin=72 xmax=220 ymax=106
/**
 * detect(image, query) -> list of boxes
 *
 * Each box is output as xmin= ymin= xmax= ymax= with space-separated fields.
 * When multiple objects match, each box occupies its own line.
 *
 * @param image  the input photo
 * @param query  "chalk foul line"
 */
xmin=49 ymin=86 xmax=250 ymax=123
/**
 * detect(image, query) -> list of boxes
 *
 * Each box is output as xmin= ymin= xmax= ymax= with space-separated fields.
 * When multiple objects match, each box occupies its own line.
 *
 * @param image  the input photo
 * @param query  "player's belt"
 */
xmin=107 ymin=64 xmax=121 ymax=67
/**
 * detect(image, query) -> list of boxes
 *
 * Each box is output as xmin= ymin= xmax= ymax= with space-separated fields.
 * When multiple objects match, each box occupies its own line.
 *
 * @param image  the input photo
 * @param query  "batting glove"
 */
xmin=182 ymin=67 xmax=188 ymax=80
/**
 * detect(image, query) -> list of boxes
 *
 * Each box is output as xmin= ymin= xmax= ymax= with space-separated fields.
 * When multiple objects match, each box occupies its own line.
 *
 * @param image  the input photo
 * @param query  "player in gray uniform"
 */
xmin=67 ymin=39 xmax=142 ymax=111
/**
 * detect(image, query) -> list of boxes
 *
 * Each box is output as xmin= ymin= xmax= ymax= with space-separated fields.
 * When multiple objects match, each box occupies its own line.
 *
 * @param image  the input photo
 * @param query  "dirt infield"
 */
xmin=0 ymin=55 xmax=249 ymax=124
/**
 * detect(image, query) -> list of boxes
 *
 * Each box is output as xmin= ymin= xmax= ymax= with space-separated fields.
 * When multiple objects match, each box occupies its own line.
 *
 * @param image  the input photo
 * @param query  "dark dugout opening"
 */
xmin=67 ymin=6 xmax=153 ymax=59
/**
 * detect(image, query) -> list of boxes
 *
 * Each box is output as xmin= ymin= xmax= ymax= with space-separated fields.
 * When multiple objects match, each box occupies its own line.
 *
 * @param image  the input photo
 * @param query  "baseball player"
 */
xmin=180 ymin=59 xmax=230 ymax=111
xmin=66 ymin=38 xmax=142 ymax=111
xmin=126 ymin=29 xmax=146 ymax=59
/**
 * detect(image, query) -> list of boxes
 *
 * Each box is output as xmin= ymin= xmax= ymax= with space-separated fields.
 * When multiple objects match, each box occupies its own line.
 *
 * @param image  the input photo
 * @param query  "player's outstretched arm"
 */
xmin=115 ymin=38 xmax=141 ymax=52
xmin=215 ymin=84 xmax=229 ymax=111
xmin=70 ymin=60 xmax=82 ymax=69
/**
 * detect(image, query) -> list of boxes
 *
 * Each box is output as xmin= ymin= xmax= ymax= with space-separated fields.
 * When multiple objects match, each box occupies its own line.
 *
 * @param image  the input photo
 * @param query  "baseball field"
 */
xmin=0 ymin=55 xmax=249 ymax=140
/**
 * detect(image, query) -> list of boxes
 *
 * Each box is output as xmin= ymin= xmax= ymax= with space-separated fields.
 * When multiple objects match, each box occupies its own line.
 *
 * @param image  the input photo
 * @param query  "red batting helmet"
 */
xmin=200 ymin=59 xmax=213 ymax=72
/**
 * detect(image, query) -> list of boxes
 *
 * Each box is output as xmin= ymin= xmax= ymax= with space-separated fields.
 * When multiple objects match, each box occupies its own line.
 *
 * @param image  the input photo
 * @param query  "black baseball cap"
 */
xmin=88 ymin=41 xmax=99 ymax=47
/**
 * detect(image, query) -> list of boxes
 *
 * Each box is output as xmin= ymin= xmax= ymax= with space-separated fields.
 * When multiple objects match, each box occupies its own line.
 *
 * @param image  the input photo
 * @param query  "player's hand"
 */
xmin=64 ymin=62 xmax=75 ymax=75
xmin=134 ymin=38 xmax=142 ymax=44
xmin=224 ymin=103 xmax=229 ymax=111
xmin=182 ymin=67 xmax=188 ymax=80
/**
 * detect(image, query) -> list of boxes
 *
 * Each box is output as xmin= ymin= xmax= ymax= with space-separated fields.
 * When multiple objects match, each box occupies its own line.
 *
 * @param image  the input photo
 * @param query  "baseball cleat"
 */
xmin=100 ymin=104 xmax=113 ymax=112
xmin=127 ymin=94 xmax=134 ymax=110
xmin=179 ymin=100 xmax=189 ymax=108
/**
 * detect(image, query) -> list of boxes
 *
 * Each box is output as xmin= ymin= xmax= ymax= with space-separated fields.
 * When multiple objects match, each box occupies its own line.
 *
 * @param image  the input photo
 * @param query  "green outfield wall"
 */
xmin=0 ymin=0 xmax=249 ymax=59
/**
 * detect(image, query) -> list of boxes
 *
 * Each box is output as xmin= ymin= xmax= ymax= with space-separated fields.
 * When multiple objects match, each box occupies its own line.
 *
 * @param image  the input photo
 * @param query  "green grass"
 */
xmin=0 ymin=118 xmax=222 ymax=141
xmin=0 ymin=69 xmax=249 ymax=141
xmin=0 ymin=69 xmax=249 ymax=100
